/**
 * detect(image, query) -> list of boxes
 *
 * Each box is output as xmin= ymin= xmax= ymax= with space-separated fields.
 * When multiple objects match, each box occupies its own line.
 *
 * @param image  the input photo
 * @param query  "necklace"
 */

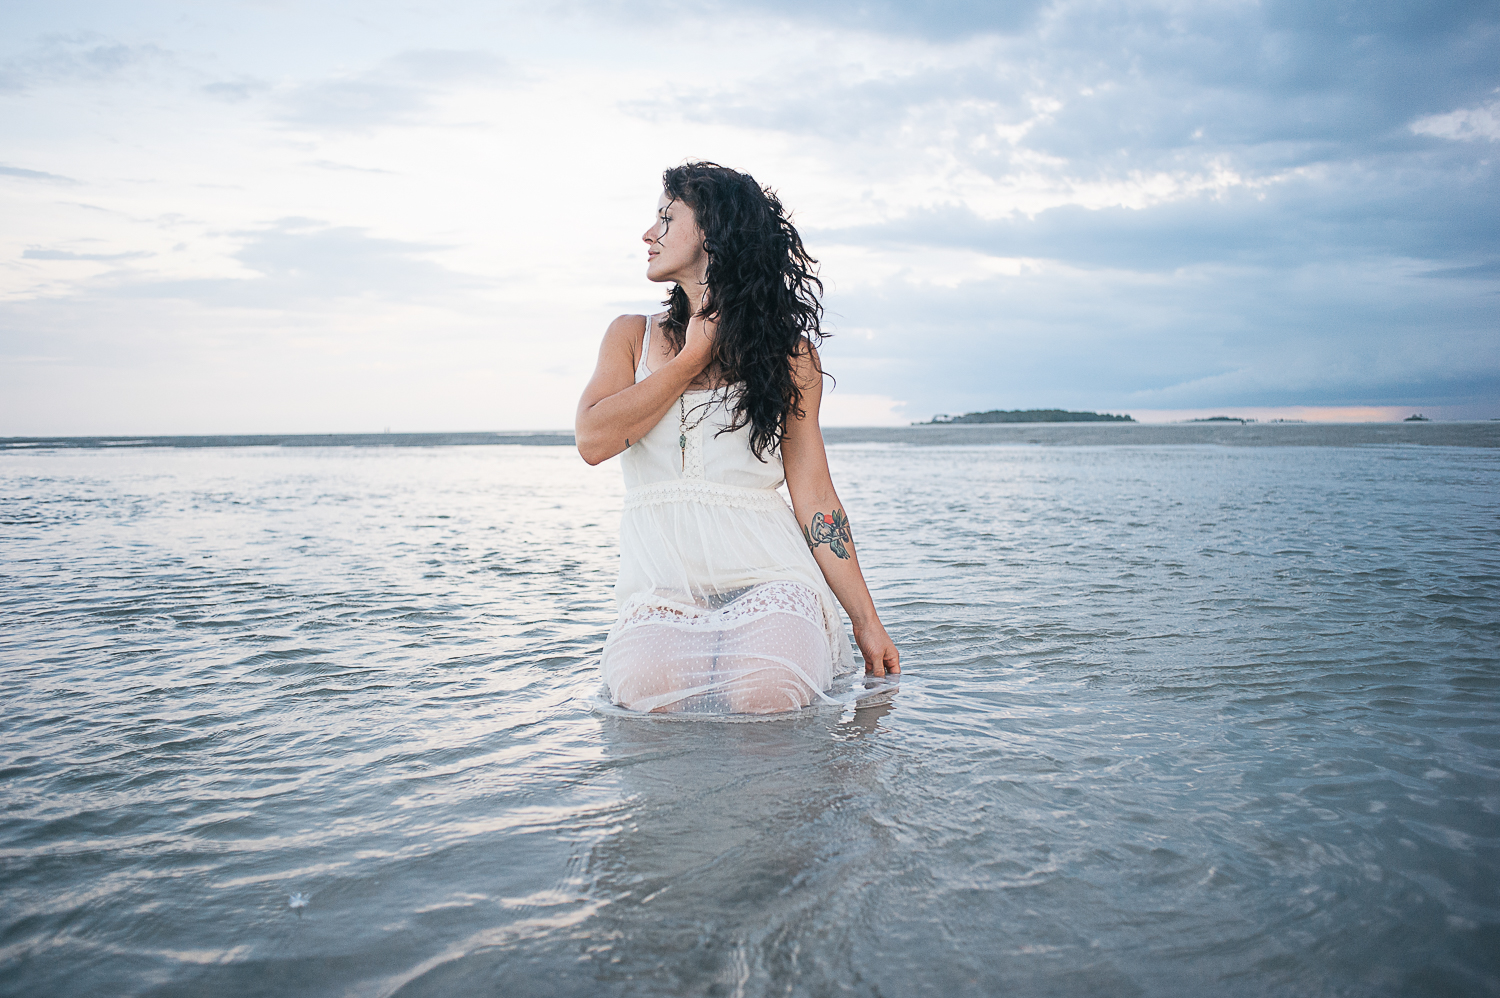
xmin=678 ymin=394 xmax=712 ymax=471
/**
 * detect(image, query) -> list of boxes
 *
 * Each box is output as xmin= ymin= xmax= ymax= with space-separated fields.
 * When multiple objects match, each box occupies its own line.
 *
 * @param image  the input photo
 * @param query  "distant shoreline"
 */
xmin=0 ymin=432 xmax=576 ymax=450
xmin=5 ymin=422 xmax=1500 ymax=450
xmin=925 ymin=408 xmax=1134 ymax=424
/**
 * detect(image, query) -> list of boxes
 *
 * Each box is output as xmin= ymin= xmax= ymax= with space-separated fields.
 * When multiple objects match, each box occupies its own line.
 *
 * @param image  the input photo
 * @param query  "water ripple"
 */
xmin=1 ymin=443 xmax=1497 ymax=996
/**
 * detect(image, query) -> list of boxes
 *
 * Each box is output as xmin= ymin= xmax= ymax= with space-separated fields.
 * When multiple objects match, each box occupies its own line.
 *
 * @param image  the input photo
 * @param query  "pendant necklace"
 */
xmin=678 ymin=394 xmax=711 ymax=472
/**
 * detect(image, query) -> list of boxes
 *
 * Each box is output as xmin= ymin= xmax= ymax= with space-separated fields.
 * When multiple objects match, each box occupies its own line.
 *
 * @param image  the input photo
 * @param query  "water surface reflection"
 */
xmin=2 ymin=443 xmax=1496 ymax=997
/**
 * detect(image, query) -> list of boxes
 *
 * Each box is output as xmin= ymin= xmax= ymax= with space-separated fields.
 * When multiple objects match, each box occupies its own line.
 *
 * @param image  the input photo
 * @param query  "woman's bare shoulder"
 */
xmin=790 ymin=336 xmax=825 ymax=390
xmin=600 ymin=313 xmax=648 ymax=359
xmin=604 ymin=313 xmax=649 ymax=339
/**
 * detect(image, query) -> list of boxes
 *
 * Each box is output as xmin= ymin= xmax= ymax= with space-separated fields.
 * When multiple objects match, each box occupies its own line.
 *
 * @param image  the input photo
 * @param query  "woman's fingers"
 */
xmin=862 ymin=639 xmax=900 ymax=676
xmin=681 ymin=315 xmax=715 ymax=370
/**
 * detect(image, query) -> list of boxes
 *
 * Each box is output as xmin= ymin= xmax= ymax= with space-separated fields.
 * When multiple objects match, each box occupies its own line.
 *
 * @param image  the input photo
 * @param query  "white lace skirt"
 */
xmin=601 ymin=480 xmax=856 ymax=714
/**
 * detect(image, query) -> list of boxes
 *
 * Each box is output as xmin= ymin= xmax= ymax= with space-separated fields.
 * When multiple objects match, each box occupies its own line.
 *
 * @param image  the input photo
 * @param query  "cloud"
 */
xmin=589 ymin=0 xmax=1050 ymax=40
xmin=278 ymin=78 xmax=430 ymax=130
xmin=23 ymin=248 xmax=150 ymax=262
xmin=810 ymin=249 xmax=1500 ymax=417
xmin=756 ymin=0 xmax=1049 ymax=37
xmin=384 ymin=49 xmax=507 ymax=84
xmin=101 ymin=219 xmax=482 ymax=306
xmin=0 ymin=34 xmax=173 ymax=92
xmin=632 ymin=0 xmax=1499 ymax=294
xmin=1421 ymin=260 xmax=1500 ymax=280
xmin=634 ymin=0 xmax=1499 ymax=182
xmin=820 ymin=391 xmax=910 ymax=426
xmin=815 ymin=154 xmax=1498 ymax=274
xmin=203 ymin=78 xmax=269 ymax=102
xmin=275 ymin=49 xmax=506 ymax=132
xmin=1412 ymin=99 xmax=1500 ymax=142
xmin=0 ymin=165 xmax=75 ymax=183
xmin=305 ymin=160 xmax=398 ymax=175
xmin=631 ymin=63 xmax=1034 ymax=145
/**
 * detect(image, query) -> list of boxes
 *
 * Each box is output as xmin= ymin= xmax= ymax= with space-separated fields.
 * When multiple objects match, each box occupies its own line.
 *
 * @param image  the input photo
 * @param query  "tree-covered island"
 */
xmin=924 ymin=409 xmax=1136 ymax=424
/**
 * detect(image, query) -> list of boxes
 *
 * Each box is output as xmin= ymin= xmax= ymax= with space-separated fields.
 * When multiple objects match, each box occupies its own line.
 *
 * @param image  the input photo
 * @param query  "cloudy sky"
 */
xmin=2 ymin=0 xmax=1496 ymax=433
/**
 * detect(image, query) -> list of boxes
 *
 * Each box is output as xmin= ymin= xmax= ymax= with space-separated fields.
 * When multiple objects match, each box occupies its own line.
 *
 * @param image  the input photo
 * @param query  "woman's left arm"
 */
xmin=782 ymin=344 xmax=901 ymax=677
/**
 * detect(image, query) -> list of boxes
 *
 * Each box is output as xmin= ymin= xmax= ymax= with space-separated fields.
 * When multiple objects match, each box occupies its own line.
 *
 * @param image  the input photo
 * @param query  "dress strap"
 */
xmin=637 ymin=314 xmax=652 ymax=381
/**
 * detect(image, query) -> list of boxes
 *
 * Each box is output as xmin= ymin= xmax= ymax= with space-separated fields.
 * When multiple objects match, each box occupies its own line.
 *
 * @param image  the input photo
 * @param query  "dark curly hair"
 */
xmin=658 ymin=161 xmax=826 ymax=461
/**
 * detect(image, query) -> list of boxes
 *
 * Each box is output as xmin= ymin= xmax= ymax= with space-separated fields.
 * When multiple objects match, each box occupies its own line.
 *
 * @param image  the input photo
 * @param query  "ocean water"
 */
xmin=2 ymin=434 xmax=1497 ymax=997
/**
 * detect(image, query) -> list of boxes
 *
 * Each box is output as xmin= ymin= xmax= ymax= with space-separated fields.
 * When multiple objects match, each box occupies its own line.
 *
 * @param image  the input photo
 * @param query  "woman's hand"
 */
xmin=853 ymin=619 xmax=900 ymax=678
xmin=681 ymin=310 xmax=717 ymax=372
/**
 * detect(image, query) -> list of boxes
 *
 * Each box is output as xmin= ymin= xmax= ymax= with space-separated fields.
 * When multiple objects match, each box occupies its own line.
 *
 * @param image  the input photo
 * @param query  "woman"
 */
xmin=576 ymin=161 xmax=899 ymax=714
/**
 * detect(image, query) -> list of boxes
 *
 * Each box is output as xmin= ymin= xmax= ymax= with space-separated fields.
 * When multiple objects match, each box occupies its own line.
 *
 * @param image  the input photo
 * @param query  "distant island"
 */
xmin=1404 ymin=414 xmax=1430 ymax=422
xmin=1188 ymin=416 xmax=1256 ymax=424
xmin=925 ymin=409 xmax=1135 ymax=424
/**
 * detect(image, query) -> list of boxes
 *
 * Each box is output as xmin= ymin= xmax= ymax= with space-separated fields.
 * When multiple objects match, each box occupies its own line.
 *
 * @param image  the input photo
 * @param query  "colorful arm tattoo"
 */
xmin=802 ymin=508 xmax=853 ymax=560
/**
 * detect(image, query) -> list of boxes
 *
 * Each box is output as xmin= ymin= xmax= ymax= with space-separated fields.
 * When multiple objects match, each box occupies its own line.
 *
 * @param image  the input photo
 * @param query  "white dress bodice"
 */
xmin=620 ymin=317 xmax=785 ymax=493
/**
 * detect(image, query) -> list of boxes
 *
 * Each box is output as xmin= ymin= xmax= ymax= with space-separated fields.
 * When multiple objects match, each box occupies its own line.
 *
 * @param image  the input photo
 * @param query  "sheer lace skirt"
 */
xmin=602 ymin=484 xmax=855 ymax=714
xmin=603 ymin=580 xmax=835 ymax=714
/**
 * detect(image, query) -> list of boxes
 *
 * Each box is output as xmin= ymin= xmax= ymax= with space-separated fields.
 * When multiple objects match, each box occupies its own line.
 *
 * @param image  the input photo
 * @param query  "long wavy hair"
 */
xmin=658 ymin=161 xmax=826 ymax=461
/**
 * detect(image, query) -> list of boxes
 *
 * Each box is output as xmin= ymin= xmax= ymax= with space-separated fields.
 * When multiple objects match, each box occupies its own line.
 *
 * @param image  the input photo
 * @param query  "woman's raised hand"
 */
xmin=681 ymin=311 xmax=717 ymax=371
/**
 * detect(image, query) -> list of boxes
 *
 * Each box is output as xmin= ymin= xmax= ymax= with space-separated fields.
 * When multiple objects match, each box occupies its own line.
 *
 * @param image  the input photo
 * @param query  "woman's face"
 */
xmin=642 ymin=192 xmax=707 ymax=285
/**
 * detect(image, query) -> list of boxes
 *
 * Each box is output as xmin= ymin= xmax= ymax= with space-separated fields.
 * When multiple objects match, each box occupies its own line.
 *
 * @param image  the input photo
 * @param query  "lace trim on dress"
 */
xmin=615 ymin=579 xmax=825 ymax=632
xmin=623 ymin=479 xmax=790 ymax=513
xmin=609 ymin=581 xmax=843 ymax=706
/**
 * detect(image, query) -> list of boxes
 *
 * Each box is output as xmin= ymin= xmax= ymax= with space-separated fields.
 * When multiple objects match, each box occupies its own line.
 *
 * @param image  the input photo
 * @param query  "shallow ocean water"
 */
xmin=2 ymin=437 xmax=1498 ymax=997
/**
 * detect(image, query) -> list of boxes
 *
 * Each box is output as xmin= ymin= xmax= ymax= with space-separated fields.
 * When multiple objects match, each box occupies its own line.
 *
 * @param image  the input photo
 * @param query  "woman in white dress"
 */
xmin=576 ymin=161 xmax=900 ymax=714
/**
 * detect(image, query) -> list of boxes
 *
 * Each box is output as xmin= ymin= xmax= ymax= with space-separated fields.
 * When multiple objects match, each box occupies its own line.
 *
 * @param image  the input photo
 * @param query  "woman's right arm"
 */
xmin=574 ymin=313 xmax=714 ymax=466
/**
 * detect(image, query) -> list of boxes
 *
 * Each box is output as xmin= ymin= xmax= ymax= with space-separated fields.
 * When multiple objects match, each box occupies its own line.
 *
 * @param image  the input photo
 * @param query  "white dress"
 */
xmin=600 ymin=315 xmax=857 ymax=713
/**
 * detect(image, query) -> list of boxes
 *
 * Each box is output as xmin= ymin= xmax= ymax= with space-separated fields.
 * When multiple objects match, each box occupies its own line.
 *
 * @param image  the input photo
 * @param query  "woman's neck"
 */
xmin=681 ymin=282 xmax=707 ymax=314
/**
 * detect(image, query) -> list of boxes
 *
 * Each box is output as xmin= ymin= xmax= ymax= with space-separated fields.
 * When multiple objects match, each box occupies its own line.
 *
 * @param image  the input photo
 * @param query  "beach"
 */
xmin=2 ymin=430 xmax=1497 ymax=996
